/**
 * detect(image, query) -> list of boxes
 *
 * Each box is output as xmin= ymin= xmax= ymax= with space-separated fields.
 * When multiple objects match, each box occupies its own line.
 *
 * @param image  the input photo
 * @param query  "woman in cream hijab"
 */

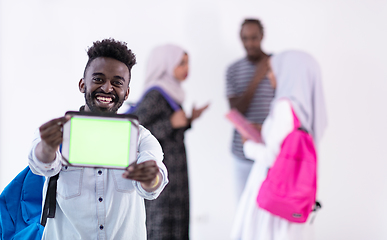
xmin=132 ymin=44 xmax=208 ymax=240
xmin=232 ymin=50 xmax=327 ymax=240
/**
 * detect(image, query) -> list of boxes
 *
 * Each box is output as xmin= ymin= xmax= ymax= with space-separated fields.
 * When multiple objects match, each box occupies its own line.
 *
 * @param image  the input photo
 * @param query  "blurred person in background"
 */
xmin=130 ymin=44 xmax=209 ymax=240
xmin=232 ymin=50 xmax=327 ymax=240
xmin=226 ymin=18 xmax=275 ymax=202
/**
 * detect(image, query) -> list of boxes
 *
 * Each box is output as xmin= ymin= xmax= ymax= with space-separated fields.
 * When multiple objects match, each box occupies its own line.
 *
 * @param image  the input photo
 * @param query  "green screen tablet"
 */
xmin=62 ymin=111 xmax=139 ymax=169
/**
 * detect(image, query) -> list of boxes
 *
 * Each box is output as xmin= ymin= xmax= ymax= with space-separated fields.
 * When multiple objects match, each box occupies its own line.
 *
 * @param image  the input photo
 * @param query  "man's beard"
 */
xmin=246 ymin=48 xmax=264 ymax=63
xmin=84 ymin=86 xmax=125 ymax=113
xmin=247 ymin=54 xmax=260 ymax=62
xmin=247 ymin=52 xmax=264 ymax=63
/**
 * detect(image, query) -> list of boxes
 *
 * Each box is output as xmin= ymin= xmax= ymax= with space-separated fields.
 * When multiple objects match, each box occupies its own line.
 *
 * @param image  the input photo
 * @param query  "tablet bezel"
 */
xmin=62 ymin=111 xmax=139 ymax=169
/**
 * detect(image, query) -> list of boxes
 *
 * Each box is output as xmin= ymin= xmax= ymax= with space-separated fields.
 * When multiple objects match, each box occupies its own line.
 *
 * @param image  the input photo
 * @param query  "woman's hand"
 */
xmin=250 ymin=123 xmax=262 ymax=132
xmin=242 ymin=123 xmax=262 ymax=144
xmin=241 ymin=135 xmax=248 ymax=144
xmin=170 ymin=110 xmax=188 ymax=128
xmin=190 ymin=103 xmax=210 ymax=122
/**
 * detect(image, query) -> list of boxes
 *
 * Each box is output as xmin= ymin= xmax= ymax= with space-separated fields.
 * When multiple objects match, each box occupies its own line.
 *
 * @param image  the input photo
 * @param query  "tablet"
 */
xmin=62 ymin=111 xmax=139 ymax=169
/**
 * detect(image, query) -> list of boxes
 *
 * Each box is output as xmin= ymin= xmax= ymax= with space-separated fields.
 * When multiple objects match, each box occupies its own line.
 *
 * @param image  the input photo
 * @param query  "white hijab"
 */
xmin=270 ymin=50 xmax=328 ymax=144
xmin=143 ymin=44 xmax=186 ymax=105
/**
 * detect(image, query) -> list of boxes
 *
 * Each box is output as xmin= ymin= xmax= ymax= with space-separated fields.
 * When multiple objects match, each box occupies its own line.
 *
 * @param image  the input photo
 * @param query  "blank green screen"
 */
xmin=68 ymin=117 xmax=131 ymax=167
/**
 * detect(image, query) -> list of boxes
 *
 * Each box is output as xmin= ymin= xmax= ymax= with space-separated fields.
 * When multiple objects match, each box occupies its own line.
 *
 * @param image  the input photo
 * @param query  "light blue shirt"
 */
xmin=28 ymin=125 xmax=168 ymax=240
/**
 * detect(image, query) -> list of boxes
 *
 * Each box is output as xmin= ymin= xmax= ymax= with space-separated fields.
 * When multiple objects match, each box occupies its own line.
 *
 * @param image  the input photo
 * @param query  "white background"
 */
xmin=1 ymin=0 xmax=387 ymax=239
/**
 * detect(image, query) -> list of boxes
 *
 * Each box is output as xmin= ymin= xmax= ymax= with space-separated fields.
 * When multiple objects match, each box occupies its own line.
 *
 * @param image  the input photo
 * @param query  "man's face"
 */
xmin=79 ymin=57 xmax=130 ymax=113
xmin=240 ymin=23 xmax=263 ymax=61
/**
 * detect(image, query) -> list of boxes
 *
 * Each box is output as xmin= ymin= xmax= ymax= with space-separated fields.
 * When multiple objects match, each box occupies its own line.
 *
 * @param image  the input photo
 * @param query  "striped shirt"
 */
xmin=226 ymin=57 xmax=275 ymax=160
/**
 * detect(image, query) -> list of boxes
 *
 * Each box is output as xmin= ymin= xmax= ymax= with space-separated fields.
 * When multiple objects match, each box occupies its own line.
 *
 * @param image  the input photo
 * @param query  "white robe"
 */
xmin=231 ymin=99 xmax=314 ymax=240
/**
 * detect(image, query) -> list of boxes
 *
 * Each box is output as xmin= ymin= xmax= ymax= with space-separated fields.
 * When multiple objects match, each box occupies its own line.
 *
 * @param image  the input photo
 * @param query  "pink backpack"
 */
xmin=256 ymin=106 xmax=317 ymax=223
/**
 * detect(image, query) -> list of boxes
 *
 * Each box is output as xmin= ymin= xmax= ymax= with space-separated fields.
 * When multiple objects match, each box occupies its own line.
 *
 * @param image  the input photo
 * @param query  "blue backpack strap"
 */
xmin=127 ymin=86 xmax=181 ymax=113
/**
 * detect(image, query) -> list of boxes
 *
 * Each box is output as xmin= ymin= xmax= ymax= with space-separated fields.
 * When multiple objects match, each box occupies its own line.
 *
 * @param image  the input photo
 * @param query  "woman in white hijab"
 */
xmin=132 ymin=44 xmax=208 ymax=240
xmin=231 ymin=50 xmax=327 ymax=240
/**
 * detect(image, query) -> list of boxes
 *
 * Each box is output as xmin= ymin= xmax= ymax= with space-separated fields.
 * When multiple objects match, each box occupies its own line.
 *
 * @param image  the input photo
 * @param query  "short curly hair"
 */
xmin=83 ymin=38 xmax=137 ymax=80
xmin=241 ymin=18 xmax=264 ymax=36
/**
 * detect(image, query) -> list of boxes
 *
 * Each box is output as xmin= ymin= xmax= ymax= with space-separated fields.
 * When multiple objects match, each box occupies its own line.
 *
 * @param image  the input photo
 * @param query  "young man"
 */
xmin=28 ymin=39 xmax=168 ymax=240
xmin=226 ymin=19 xmax=275 ymax=201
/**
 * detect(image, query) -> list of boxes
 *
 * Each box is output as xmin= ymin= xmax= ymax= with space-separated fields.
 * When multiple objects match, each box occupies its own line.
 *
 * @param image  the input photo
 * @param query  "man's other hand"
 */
xmin=122 ymin=160 xmax=162 ymax=192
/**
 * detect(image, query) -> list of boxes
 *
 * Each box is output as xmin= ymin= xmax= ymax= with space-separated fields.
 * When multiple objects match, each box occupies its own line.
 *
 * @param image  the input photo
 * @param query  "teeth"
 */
xmin=97 ymin=96 xmax=112 ymax=103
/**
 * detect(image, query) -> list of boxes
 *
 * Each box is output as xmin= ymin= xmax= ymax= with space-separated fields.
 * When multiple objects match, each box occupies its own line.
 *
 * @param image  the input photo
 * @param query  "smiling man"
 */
xmin=80 ymin=55 xmax=130 ymax=113
xmin=28 ymin=39 xmax=168 ymax=240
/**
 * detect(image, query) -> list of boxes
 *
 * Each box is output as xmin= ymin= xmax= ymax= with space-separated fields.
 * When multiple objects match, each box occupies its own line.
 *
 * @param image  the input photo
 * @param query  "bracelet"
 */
xmin=151 ymin=174 xmax=160 ymax=188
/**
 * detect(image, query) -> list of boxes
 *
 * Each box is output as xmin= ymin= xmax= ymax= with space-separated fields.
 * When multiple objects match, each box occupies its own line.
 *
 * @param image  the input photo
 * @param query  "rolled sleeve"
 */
xmin=28 ymin=129 xmax=62 ymax=177
xmin=133 ymin=126 xmax=169 ymax=200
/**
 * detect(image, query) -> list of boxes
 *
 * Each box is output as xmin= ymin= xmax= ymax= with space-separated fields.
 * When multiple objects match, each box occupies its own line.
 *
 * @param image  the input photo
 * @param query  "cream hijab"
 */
xmin=270 ymin=50 xmax=328 ymax=144
xmin=143 ymin=44 xmax=186 ymax=105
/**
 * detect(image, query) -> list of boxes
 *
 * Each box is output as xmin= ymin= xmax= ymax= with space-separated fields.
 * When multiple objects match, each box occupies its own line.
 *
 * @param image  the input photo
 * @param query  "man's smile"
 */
xmin=92 ymin=92 xmax=117 ymax=109
xmin=96 ymin=96 xmax=113 ymax=103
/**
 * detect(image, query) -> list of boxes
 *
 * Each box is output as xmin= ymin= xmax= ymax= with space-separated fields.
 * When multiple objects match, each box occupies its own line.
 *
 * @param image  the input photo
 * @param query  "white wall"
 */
xmin=1 ymin=0 xmax=387 ymax=239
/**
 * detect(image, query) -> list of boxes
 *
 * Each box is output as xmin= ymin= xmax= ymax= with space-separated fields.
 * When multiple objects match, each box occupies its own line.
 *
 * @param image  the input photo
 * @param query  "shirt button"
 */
xmin=98 ymin=170 xmax=102 ymax=175
xmin=99 ymin=197 xmax=103 ymax=202
xmin=100 ymin=225 xmax=104 ymax=230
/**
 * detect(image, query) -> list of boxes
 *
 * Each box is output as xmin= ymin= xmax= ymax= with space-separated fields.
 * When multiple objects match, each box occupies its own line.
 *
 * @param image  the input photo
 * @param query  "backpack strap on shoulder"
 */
xmin=40 ymin=173 xmax=59 ymax=226
xmin=298 ymin=127 xmax=309 ymax=133
xmin=285 ymin=99 xmax=300 ymax=130
xmin=285 ymin=99 xmax=309 ymax=133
